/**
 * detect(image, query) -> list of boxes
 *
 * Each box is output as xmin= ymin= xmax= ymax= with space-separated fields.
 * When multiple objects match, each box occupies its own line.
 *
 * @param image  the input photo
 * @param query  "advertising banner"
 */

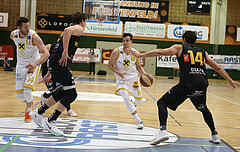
xmin=0 ymin=45 xmax=13 ymax=60
xmin=101 ymin=49 xmax=113 ymax=64
xmin=73 ymin=48 xmax=101 ymax=63
xmin=157 ymin=55 xmax=240 ymax=70
xmin=125 ymin=21 xmax=165 ymax=38
xmin=36 ymin=14 xmax=72 ymax=31
xmin=84 ymin=21 xmax=123 ymax=35
xmin=167 ymin=24 xmax=209 ymax=40
xmin=118 ymin=0 xmax=169 ymax=23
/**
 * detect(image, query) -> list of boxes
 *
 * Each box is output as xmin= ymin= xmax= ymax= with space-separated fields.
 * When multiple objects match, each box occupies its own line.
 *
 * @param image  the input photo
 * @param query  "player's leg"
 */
xmin=130 ymin=79 xmax=144 ymax=129
xmin=42 ymin=88 xmax=77 ymax=135
xmin=190 ymin=89 xmax=220 ymax=144
xmin=151 ymin=84 xmax=188 ymax=145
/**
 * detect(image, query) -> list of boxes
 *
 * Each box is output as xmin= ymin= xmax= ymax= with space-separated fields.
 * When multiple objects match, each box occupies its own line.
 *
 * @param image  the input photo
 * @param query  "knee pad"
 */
xmin=60 ymin=89 xmax=77 ymax=108
xmin=23 ymin=87 xmax=33 ymax=103
xmin=119 ymin=90 xmax=136 ymax=113
xmin=16 ymin=92 xmax=24 ymax=101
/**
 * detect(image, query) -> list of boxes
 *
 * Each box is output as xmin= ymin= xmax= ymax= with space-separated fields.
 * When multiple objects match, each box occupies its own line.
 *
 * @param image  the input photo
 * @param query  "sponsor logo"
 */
xmin=0 ymin=117 xmax=178 ymax=149
xmin=183 ymin=54 xmax=190 ymax=62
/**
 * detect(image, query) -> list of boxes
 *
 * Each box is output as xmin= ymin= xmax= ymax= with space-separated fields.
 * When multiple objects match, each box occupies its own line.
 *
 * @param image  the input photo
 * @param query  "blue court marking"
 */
xmin=143 ymin=88 xmax=182 ymax=126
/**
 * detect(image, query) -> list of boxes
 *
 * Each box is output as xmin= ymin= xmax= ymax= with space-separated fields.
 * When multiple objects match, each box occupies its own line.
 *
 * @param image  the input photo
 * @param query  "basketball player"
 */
xmin=30 ymin=12 xmax=86 ymax=136
xmin=130 ymin=31 xmax=240 ymax=145
xmin=10 ymin=17 xmax=49 ymax=122
xmin=40 ymin=44 xmax=77 ymax=117
xmin=108 ymin=33 xmax=146 ymax=129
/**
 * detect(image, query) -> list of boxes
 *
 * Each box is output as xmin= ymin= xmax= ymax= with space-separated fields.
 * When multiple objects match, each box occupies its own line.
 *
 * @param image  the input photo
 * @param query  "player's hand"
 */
xmin=229 ymin=80 xmax=240 ymax=89
xmin=59 ymin=51 xmax=69 ymax=67
xmin=129 ymin=49 xmax=141 ymax=58
xmin=39 ymin=71 xmax=52 ymax=84
xmin=25 ymin=63 xmax=37 ymax=71
xmin=119 ymin=72 xmax=127 ymax=83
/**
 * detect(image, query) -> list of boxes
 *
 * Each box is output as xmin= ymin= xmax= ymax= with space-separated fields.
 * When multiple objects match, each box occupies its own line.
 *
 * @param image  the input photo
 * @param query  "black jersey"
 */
xmin=52 ymin=32 xmax=81 ymax=59
xmin=177 ymin=44 xmax=208 ymax=90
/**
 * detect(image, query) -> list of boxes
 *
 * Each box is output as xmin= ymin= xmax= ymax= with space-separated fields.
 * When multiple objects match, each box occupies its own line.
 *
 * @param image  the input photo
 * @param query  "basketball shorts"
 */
xmin=159 ymin=83 xmax=207 ymax=111
xmin=115 ymin=78 xmax=142 ymax=101
xmin=16 ymin=62 xmax=41 ymax=93
xmin=48 ymin=53 xmax=75 ymax=89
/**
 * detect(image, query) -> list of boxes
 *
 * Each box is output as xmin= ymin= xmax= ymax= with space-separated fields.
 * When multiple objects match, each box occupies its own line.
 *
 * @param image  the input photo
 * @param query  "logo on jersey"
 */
xmin=123 ymin=59 xmax=130 ymax=66
xmin=132 ymin=81 xmax=139 ymax=88
xmin=183 ymin=54 xmax=190 ymax=62
xmin=18 ymin=43 xmax=25 ymax=50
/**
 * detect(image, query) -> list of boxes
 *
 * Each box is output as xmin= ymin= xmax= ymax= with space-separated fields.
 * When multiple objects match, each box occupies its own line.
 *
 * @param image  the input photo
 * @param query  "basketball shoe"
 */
xmin=137 ymin=121 xmax=144 ymax=129
xmin=210 ymin=134 xmax=221 ymax=144
xmin=24 ymin=101 xmax=34 ymax=122
xmin=30 ymin=109 xmax=43 ymax=127
xmin=150 ymin=130 xmax=169 ymax=145
xmin=66 ymin=109 xmax=77 ymax=117
xmin=42 ymin=118 xmax=63 ymax=136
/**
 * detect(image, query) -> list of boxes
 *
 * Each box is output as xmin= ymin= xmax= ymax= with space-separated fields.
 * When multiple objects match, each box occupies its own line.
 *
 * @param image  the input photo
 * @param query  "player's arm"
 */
xmin=205 ymin=52 xmax=240 ymax=88
xmin=25 ymin=34 xmax=49 ymax=70
xmin=10 ymin=31 xmax=14 ymax=40
xmin=130 ymin=44 xmax=182 ymax=58
xmin=108 ymin=49 xmax=125 ymax=79
xmin=59 ymin=25 xmax=84 ymax=67
xmin=135 ymin=56 xmax=146 ymax=75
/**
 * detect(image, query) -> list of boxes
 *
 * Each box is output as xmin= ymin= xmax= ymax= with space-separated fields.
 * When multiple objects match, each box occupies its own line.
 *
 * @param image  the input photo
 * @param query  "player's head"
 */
xmin=16 ymin=17 xmax=30 ymax=35
xmin=72 ymin=12 xmax=86 ymax=26
xmin=182 ymin=31 xmax=197 ymax=44
xmin=122 ymin=33 xmax=133 ymax=49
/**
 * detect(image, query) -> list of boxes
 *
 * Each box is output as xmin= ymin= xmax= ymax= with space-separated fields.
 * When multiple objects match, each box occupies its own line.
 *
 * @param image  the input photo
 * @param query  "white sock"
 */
xmin=133 ymin=113 xmax=141 ymax=123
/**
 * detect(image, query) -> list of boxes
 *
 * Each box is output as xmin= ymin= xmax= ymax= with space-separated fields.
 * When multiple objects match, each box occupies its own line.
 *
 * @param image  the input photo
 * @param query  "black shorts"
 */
xmin=159 ymin=83 xmax=207 ymax=111
xmin=48 ymin=53 xmax=75 ymax=87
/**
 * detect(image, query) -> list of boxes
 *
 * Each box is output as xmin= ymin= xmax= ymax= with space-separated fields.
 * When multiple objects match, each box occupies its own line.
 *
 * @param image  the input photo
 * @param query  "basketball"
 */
xmin=140 ymin=73 xmax=153 ymax=87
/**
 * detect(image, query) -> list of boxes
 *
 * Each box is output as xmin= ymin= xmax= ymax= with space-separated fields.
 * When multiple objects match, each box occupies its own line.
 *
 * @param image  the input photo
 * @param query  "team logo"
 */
xmin=18 ymin=43 xmax=25 ymax=50
xmin=27 ymin=35 xmax=31 ymax=40
xmin=132 ymin=81 xmax=139 ymax=88
xmin=0 ymin=117 xmax=178 ymax=149
xmin=183 ymin=54 xmax=190 ymax=62
xmin=123 ymin=59 xmax=130 ymax=66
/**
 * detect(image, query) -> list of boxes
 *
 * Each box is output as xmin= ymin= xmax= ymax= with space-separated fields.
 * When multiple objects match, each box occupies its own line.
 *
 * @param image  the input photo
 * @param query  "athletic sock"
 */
xmin=48 ymin=109 xmax=62 ymax=122
xmin=38 ymin=103 xmax=49 ymax=115
xmin=133 ymin=113 xmax=141 ymax=123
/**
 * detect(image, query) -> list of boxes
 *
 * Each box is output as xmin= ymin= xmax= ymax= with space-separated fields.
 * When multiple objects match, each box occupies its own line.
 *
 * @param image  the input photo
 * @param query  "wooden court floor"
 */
xmin=0 ymin=68 xmax=239 ymax=151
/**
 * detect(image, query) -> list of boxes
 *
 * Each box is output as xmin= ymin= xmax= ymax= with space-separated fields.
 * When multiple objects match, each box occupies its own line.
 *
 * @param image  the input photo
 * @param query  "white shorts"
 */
xmin=16 ymin=63 xmax=41 ymax=93
xmin=115 ymin=78 xmax=142 ymax=101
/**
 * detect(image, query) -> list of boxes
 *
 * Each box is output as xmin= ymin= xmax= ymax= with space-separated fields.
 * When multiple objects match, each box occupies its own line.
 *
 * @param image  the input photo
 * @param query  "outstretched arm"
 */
xmin=206 ymin=53 xmax=240 ymax=88
xmin=129 ymin=44 xmax=182 ymax=58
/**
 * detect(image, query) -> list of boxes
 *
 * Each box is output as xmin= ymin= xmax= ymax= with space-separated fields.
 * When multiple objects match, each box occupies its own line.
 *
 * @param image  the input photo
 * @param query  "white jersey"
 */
xmin=114 ymin=46 xmax=139 ymax=80
xmin=12 ymin=29 xmax=40 ymax=66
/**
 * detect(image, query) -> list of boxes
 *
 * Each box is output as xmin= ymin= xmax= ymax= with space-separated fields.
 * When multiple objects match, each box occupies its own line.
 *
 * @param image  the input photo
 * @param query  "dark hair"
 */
xmin=182 ymin=31 xmax=197 ymax=44
xmin=122 ymin=33 xmax=133 ymax=41
xmin=16 ymin=17 xmax=29 ymax=27
xmin=5 ymin=57 xmax=8 ymax=60
xmin=72 ymin=12 xmax=86 ymax=24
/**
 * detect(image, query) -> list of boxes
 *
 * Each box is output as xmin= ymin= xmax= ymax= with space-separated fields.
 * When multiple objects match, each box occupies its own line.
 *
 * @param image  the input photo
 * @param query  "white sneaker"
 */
xmin=29 ymin=109 xmax=43 ymax=127
xmin=150 ymin=130 xmax=169 ymax=145
xmin=66 ymin=109 xmax=77 ymax=117
xmin=210 ymin=134 xmax=221 ymax=144
xmin=137 ymin=121 xmax=144 ymax=129
xmin=42 ymin=118 xmax=63 ymax=136
xmin=41 ymin=93 xmax=47 ymax=106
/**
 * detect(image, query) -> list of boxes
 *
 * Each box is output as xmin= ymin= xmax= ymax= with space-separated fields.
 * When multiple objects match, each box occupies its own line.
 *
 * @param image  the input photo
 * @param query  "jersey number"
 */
xmin=187 ymin=50 xmax=203 ymax=65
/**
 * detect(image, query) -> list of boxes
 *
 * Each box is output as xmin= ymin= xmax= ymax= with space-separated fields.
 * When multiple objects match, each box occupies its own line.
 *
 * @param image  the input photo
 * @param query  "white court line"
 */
xmin=208 ymin=93 xmax=240 ymax=106
xmin=74 ymin=73 xmax=87 ymax=81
